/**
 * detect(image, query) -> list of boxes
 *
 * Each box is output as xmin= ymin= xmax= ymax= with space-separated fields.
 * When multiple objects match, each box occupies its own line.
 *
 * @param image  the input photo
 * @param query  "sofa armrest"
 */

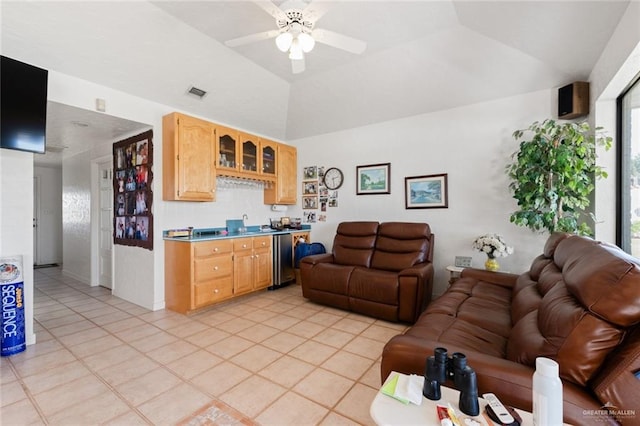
xmin=397 ymin=262 xmax=434 ymax=323
xmin=398 ymin=262 xmax=434 ymax=280
xmin=460 ymin=267 xmax=518 ymax=289
xmin=300 ymin=253 xmax=334 ymax=266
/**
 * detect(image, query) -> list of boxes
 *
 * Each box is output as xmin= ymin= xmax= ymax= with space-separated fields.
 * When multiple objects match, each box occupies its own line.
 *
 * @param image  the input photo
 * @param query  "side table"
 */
xmin=370 ymin=371 xmax=534 ymax=426
xmin=446 ymin=265 xmax=464 ymax=285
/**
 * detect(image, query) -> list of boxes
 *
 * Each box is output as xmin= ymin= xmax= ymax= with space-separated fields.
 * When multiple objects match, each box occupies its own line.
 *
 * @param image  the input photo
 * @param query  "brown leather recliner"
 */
xmin=300 ymin=221 xmax=434 ymax=323
xmin=381 ymin=233 xmax=640 ymax=425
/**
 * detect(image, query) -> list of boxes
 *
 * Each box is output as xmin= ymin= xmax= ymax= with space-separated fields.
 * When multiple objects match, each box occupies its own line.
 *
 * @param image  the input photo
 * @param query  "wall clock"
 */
xmin=323 ymin=167 xmax=344 ymax=190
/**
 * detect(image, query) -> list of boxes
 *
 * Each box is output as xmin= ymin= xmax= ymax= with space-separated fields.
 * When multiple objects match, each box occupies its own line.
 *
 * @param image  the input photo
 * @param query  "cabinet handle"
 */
xmin=214 ymin=289 xmax=219 ymax=294
xmin=255 ymin=254 xmax=259 ymax=258
xmin=213 ymin=247 xmax=219 ymax=252
xmin=243 ymin=244 xmax=247 ymax=248
xmin=214 ymin=266 xmax=219 ymax=271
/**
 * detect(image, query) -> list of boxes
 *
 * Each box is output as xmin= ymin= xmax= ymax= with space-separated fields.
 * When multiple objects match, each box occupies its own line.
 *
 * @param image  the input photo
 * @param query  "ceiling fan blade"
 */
xmin=291 ymin=57 xmax=305 ymax=74
xmin=312 ymin=29 xmax=367 ymax=55
xmin=252 ymin=0 xmax=286 ymax=21
xmin=225 ymin=30 xmax=280 ymax=48
xmin=302 ymin=1 xmax=330 ymax=23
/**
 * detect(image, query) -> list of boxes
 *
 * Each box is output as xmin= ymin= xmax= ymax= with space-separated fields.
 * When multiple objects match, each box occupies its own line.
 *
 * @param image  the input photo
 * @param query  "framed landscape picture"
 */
xmin=405 ymin=173 xmax=448 ymax=209
xmin=356 ymin=163 xmax=390 ymax=195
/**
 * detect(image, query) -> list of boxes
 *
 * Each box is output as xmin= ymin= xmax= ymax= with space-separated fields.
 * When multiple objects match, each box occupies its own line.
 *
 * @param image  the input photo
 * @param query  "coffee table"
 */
xmin=370 ymin=371 xmax=534 ymax=425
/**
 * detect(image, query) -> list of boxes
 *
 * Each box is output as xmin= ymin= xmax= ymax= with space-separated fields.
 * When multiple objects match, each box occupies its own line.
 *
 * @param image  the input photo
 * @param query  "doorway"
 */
xmin=98 ymin=159 xmax=113 ymax=289
xmin=32 ymin=167 xmax=63 ymax=267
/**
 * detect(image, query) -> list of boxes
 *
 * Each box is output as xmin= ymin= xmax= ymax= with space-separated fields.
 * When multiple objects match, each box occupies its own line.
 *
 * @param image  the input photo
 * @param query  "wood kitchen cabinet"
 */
xmin=264 ymin=143 xmax=297 ymax=205
xmin=165 ymin=235 xmax=273 ymax=314
xmin=163 ymin=112 xmax=216 ymax=201
xmin=233 ymin=236 xmax=272 ymax=295
xmin=239 ymin=132 xmax=260 ymax=175
xmin=261 ymin=139 xmax=277 ymax=178
xmin=165 ymin=239 xmax=234 ymax=314
xmin=163 ymin=111 xmax=297 ymax=204
xmin=216 ymin=125 xmax=239 ymax=172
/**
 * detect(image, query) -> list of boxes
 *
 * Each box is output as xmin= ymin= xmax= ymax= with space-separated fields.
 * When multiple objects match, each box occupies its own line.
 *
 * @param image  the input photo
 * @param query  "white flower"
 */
xmin=472 ymin=233 xmax=514 ymax=258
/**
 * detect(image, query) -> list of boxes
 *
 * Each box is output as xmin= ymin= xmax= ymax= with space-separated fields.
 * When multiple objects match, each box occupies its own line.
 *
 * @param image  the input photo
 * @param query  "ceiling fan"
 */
xmin=224 ymin=0 xmax=367 ymax=74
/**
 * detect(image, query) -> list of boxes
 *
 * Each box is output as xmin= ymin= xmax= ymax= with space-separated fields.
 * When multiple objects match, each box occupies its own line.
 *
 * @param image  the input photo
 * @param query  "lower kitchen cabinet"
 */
xmin=165 ymin=236 xmax=273 ymax=314
xmin=233 ymin=236 xmax=272 ymax=295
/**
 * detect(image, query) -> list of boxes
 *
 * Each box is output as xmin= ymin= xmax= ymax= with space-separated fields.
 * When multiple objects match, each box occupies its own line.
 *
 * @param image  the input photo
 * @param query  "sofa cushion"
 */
xmin=425 ymin=278 xmax=513 ymax=340
xmin=349 ymin=267 xmax=399 ymax=304
xmin=371 ymin=222 xmax=432 ymax=272
xmin=507 ymin=235 xmax=637 ymax=387
xmin=405 ymin=313 xmax=508 ymax=358
xmin=303 ymin=263 xmax=354 ymax=295
xmin=333 ymin=221 xmax=378 ymax=267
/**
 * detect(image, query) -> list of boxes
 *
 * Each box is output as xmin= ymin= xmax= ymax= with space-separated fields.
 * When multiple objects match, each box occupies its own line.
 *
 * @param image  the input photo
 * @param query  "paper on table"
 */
xmin=381 ymin=372 xmax=424 ymax=406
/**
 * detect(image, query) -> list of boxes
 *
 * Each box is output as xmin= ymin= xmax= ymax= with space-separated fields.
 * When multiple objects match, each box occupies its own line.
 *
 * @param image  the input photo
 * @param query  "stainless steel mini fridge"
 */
xmin=271 ymin=233 xmax=295 ymax=288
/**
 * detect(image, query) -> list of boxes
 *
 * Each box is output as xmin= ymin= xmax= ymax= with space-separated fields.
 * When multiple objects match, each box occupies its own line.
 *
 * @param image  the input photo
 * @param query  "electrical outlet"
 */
xmin=455 ymin=256 xmax=472 ymax=268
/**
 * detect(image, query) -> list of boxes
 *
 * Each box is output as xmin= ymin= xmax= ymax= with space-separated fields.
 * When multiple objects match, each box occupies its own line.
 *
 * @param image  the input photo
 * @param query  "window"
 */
xmin=617 ymin=76 xmax=640 ymax=255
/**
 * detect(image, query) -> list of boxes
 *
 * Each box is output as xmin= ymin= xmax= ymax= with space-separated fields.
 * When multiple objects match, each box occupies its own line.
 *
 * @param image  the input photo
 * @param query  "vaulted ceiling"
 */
xmin=0 ymin=1 xmax=630 ymax=162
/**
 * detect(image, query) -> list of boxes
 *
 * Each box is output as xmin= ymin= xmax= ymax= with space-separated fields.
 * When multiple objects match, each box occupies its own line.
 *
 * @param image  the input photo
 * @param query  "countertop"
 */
xmin=163 ymin=225 xmax=311 ymax=242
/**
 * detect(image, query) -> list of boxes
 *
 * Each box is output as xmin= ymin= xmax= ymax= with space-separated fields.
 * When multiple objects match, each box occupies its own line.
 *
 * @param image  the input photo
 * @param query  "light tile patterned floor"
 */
xmin=1 ymin=267 xmax=408 ymax=425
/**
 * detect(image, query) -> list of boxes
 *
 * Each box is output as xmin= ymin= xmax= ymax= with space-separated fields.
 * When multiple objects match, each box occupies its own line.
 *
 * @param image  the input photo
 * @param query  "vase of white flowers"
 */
xmin=472 ymin=234 xmax=514 ymax=271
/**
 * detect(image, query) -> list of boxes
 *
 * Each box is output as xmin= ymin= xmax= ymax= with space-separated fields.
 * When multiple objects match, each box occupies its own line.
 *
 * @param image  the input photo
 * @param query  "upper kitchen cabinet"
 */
xmin=163 ymin=112 xmax=216 ymax=201
xmin=264 ymin=143 xmax=297 ymax=205
xmin=239 ymin=132 xmax=260 ymax=176
xmin=216 ymin=125 xmax=239 ymax=173
xmin=260 ymin=139 xmax=277 ymax=179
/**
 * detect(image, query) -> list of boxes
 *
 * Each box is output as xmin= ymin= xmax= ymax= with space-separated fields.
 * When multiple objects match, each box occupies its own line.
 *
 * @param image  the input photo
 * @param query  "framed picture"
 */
xmin=356 ymin=163 xmax=390 ymax=195
xmin=303 ymin=196 xmax=318 ymax=209
xmin=113 ymin=130 xmax=154 ymax=250
xmin=303 ymin=166 xmax=318 ymax=180
xmin=303 ymin=180 xmax=318 ymax=195
xmin=405 ymin=173 xmax=448 ymax=209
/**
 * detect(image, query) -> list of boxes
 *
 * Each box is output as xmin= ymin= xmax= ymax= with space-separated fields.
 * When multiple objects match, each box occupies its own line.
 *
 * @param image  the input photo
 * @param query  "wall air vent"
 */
xmin=186 ymin=86 xmax=207 ymax=99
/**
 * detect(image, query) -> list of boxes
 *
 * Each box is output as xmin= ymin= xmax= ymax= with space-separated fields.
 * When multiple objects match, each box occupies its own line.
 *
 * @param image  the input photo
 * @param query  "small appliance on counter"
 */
xmin=270 ymin=217 xmax=302 ymax=230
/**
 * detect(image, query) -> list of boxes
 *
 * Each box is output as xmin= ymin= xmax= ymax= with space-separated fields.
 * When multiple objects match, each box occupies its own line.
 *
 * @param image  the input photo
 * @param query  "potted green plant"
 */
xmin=506 ymin=119 xmax=612 ymax=235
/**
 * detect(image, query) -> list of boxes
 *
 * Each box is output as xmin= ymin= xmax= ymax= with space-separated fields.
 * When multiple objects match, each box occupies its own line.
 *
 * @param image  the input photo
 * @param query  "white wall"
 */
xmin=34 ymin=165 xmax=63 ymax=265
xmin=61 ymin=151 xmax=92 ymax=282
xmin=0 ymin=149 xmax=36 ymax=345
xmin=590 ymin=1 xmax=640 ymax=243
xmin=293 ymin=90 xmax=554 ymax=296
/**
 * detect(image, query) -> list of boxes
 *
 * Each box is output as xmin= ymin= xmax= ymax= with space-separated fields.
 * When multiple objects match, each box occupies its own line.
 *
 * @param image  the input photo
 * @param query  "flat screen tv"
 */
xmin=1 ymin=56 xmax=48 ymax=154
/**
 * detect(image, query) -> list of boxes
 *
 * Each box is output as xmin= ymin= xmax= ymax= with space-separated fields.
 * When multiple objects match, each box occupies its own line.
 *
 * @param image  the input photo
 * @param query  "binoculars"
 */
xmin=423 ymin=347 xmax=479 ymax=416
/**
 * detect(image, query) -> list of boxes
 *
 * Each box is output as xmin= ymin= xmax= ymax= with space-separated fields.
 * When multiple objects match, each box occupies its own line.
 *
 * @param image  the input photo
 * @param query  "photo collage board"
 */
xmin=113 ymin=130 xmax=153 ymax=250
xmin=302 ymin=166 xmax=339 ymax=223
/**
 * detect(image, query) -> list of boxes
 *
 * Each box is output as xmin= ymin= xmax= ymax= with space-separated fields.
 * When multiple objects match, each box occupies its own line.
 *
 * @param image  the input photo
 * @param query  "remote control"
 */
xmin=483 ymin=393 xmax=515 ymax=424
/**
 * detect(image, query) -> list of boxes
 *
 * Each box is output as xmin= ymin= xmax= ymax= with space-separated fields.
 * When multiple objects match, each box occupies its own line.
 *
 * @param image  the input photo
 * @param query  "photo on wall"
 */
xmin=404 ymin=173 xmax=448 ymax=209
xmin=113 ymin=130 xmax=154 ymax=250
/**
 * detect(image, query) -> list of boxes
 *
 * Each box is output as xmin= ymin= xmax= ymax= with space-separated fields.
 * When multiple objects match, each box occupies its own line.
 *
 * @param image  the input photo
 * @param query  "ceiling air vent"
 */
xmin=186 ymin=86 xmax=207 ymax=99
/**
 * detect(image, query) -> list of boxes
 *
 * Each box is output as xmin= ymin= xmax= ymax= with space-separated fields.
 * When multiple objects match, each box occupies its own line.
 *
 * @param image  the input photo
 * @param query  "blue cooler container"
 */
xmin=1 ymin=256 xmax=26 ymax=356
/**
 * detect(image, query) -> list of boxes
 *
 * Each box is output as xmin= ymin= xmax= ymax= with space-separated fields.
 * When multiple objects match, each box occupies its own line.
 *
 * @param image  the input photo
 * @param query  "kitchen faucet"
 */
xmin=242 ymin=213 xmax=248 ymax=226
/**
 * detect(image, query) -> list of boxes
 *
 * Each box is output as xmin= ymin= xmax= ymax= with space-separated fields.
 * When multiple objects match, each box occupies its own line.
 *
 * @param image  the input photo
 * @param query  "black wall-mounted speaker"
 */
xmin=558 ymin=81 xmax=589 ymax=119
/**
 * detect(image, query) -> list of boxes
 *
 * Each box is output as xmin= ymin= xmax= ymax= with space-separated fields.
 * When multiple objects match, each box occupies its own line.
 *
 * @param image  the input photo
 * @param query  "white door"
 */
xmin=98 ymin=161 xmax=113 ymax=289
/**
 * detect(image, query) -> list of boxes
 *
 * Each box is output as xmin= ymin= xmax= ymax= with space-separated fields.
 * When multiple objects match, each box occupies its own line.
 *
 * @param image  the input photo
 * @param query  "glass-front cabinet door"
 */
xmin=216 ymin=125 xmax=239 ymax=172
xmin=240 ymin=132 xmax=259 ymax=175
xmin=261 ymin=139 xmax=277 ymax=178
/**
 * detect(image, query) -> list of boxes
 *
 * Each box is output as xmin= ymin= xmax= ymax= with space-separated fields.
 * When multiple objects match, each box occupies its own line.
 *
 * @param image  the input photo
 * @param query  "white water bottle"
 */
xmin=533 ymin=357 xmax=563 ymax=425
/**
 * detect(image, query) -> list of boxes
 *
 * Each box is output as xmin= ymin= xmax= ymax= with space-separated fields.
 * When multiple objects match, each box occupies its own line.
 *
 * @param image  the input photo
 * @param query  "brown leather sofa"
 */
xmin=300 ymin=221 xmax=434 ymax=323
xmin=381 ymin=232 xmax=640 ymax=425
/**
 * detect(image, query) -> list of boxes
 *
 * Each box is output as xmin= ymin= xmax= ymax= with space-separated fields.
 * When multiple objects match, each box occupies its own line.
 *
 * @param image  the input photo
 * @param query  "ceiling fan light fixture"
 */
xmin=288 ymin=37 xmax=304 ymax=60
xmin=298 ymin=32 xmax=315 ymax=53
xmin=275 ymin=32 xmax=293 ymax=52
